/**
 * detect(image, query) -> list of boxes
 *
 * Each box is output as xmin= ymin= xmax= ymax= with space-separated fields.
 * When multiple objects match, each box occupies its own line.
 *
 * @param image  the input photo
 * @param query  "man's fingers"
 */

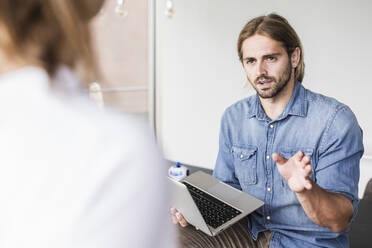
xmin=171 ymin=214 xmax=178 ymax=224
xmin=176 ymin=212 xmax=188 ymax=227
xmin=170 ymin=208 xmax=178 ymax=224
xmin=272 ymin=153 xmax=287 ymax=165
xmin=171 ymin=208 xmax=189 ymax=227
xmin=301 ymin=155 xmax=311 ymax=166
xmin=170 ymin=207 xmax=176 ymax=215
xmin=304 ymin=164 xmax=312 ymax=176
xmin=294 ymin=150 xmax=304 ymax=161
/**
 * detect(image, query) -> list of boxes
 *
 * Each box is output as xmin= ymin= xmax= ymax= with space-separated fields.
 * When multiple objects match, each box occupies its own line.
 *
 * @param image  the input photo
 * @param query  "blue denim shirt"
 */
xmin=213 ymin=82 xmax=364 ymax=247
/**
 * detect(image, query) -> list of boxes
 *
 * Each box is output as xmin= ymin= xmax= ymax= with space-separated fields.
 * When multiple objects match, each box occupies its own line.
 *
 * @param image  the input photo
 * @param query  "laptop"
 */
xmin=169 ymin=170 xmax=264 ymax=236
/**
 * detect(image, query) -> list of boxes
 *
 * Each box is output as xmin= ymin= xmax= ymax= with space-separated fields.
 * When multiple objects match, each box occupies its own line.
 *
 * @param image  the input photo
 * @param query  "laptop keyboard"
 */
xmin=183 ymin=182 xmax=242 ymax=228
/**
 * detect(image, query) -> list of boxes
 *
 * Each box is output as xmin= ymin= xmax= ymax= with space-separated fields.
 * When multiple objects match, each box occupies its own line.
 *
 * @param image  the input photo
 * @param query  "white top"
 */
xmin=0 ymin=67 xmax=175 ymax=248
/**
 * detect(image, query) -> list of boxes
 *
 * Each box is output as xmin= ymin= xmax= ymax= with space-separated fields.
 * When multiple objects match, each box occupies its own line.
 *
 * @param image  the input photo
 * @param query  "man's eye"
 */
xmin=266 ymin=56 xmax=276 ymax=61
xmin=246 ymin=59 xmax=255 ymax=64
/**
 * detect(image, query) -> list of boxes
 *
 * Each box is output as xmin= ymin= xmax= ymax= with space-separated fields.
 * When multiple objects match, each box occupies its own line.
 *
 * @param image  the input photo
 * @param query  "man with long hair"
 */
xmin=173 ymin=13 xmax=363 ymax=248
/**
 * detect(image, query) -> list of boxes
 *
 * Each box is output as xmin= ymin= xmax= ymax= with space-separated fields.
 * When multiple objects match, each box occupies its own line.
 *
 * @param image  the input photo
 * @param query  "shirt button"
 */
xmin=266 ymin=216 xmax=271 ymax=220
xmin=266 ymin=155 xmax=270 ymax=160
xmin=270 ymin=124 xmax=274 ymax=128
xmin=267 ymin=187 xmax=271 ymax=192
xmin=240 ymin=154 xmax=244 ymax=159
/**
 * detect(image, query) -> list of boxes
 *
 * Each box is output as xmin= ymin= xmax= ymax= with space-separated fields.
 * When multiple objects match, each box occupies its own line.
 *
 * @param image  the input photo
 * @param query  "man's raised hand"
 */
xmin=272 ymin=150 xmax=313 ymax=193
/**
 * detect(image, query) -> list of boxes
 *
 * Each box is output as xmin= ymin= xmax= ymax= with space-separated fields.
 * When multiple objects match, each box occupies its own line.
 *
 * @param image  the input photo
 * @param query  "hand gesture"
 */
xmin=272 ymin=150 xmax=313 ymax=193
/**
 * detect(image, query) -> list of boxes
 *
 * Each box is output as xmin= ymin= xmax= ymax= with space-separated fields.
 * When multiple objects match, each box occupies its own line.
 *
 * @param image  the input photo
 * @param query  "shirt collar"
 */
xmin=247 ymin=81 xmax=308 ymax=120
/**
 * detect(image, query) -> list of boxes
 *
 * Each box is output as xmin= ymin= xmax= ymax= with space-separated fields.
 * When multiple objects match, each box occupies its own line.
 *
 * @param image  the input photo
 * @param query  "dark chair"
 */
xmin=363 ymin=178 xmax=372 ymax=200
xmin=349 ymin=178 xmax=372 ymax=248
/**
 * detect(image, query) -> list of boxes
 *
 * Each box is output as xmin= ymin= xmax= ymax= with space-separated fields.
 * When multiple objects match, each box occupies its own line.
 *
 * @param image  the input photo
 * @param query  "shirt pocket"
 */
xmin=278 ymin=148 xmax=315 ymax=181
xmin=232 ymin=145 xmax=258 ymax=185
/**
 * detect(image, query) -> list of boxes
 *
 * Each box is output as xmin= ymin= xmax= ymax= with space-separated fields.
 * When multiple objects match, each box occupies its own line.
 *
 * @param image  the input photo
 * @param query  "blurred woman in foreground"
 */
xmin=0 ymin=0 xmax=173 ymax=247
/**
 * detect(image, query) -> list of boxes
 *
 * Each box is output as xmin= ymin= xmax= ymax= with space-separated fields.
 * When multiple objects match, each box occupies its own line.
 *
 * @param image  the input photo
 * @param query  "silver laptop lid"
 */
xmin=169 ymin=171 xmax=264 ymax=236
xmin=168 ymin=177 xmax=212 ymax=236
xmin=184 ymin=171 xmax=263 ymax=212
xmin=182 ymin=171 xmax=264 ymax=234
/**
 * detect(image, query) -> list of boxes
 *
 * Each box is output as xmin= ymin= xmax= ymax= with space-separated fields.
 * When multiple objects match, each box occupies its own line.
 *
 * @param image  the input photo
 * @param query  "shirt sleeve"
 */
xmin=316 ymin=105 xmax=364 ymax=223
xmin=213 ymin=110 xmax=242 ymax=190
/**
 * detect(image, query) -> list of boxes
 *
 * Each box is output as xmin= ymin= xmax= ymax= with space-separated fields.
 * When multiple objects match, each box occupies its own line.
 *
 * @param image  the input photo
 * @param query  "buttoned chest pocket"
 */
xmin=232 ymin=146 xmax=258 ymax=185
xmin=278 ymin=148 xmax=316 ymax=181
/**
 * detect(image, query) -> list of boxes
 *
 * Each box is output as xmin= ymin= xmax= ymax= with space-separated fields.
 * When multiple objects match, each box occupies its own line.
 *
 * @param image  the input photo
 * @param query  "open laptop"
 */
xmin=169 ymin=170 xmax=264 ymax=236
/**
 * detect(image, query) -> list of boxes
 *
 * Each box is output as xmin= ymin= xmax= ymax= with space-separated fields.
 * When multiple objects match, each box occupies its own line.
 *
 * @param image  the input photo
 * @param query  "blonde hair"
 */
xmin=0 ymin=0 xmax=104 ymax=85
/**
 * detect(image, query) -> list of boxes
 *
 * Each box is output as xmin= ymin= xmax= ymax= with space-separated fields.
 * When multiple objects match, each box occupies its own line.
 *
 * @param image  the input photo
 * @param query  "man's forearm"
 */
xmin=296 ymin=181 xmax=354 ymax=233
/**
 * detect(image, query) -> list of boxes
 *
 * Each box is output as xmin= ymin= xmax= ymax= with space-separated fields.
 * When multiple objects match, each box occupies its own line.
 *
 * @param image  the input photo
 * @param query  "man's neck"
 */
xmin=259 ymin=79 xmax=296 ymax=120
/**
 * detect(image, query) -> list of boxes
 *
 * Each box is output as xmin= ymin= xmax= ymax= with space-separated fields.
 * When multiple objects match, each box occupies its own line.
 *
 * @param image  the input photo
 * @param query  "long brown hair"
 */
xmin=0 ymin=0 xmax=104 ymax=86
xmin=237 ymin=13 xmax=305 ymax=83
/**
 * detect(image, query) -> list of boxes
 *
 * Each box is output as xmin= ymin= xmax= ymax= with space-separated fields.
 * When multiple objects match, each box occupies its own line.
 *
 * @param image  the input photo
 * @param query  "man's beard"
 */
xmin=249 ymin=61 xmax=292 ymax=99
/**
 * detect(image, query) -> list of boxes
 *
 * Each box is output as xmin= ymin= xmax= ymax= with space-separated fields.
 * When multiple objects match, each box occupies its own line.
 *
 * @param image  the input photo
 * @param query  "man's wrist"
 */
xmin=295 ymin=179 xmax=315 ymax=195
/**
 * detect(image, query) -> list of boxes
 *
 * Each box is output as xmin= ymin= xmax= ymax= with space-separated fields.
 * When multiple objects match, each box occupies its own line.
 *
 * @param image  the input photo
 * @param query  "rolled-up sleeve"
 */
xmin=316 ymin=105 xmax=364 ymax=223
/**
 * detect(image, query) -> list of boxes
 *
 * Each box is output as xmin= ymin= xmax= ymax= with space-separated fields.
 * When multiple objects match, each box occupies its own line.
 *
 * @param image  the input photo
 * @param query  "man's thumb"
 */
xmin=272 ymin=153 xmax=287 ymax=165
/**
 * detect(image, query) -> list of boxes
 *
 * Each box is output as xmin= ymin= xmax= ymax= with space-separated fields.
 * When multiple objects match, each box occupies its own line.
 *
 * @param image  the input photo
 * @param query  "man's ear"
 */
xmin=291 ymin=47 xmax=301 ymax=69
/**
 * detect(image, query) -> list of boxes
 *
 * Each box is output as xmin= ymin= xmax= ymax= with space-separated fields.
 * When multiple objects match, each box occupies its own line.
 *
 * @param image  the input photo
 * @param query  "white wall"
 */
xmin=155 ymin=0 xmax=372 ymax=177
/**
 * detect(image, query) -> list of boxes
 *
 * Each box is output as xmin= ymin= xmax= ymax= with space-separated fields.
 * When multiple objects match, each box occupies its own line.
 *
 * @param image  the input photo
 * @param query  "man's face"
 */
xmin=241 ymin=34 xmax=293 ymax=99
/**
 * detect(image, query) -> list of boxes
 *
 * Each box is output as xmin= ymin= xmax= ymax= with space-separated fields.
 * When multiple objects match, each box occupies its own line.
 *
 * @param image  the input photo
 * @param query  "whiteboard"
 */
xmin=155 ymin=0 xmax=372 ymax=169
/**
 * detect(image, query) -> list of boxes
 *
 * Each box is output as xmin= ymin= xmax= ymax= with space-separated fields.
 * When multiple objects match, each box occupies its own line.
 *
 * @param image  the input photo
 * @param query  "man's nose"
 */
xmin=256 ymin=61 xmax=267 ymax=76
